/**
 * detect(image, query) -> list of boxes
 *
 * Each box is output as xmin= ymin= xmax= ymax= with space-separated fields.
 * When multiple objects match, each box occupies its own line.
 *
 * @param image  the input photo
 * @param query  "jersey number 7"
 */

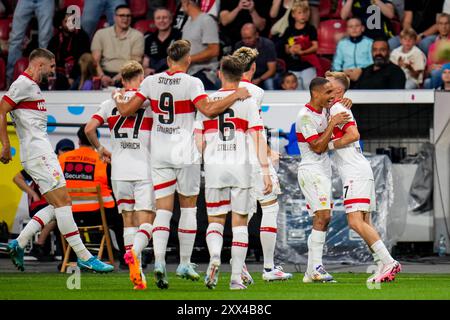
xmin=111 ymin=107 xmax=145 ymax=139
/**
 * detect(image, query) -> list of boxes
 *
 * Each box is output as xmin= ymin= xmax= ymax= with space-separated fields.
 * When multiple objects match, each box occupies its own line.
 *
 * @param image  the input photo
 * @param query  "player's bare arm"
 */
xmin=113 ymin=92 xmax=145 ymax=117
xmin=340 ymin=97 xmax=353 ymax=109
xmin=195 ymin=87 xmax=251 ymax=118
xmin=309 ymin=111 xmax=351 ymax=154
xmin=0 ymin=99 xmax=13 ymax=164
xmin=330 ymin=125 xmax=360 ymax=150
xmin=84 ymin=118 xmax=112 ymax=163
xmin=251 ymin=130 xmax=273 ymax=195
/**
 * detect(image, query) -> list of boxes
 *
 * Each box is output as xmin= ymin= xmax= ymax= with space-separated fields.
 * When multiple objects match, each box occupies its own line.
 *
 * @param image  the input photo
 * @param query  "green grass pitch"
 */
xmin=1 ymin=272 xmax=450 ymax=300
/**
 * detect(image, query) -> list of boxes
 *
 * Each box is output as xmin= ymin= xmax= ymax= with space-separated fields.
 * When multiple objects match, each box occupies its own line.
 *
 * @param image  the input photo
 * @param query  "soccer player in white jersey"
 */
xmin=233 ymin=47 xmax=292 ymax=282
xmin=113 ymin=40 xmax=250 ymax=289
xmin=85 ymin=61 xmax=154 ymax=289
xmin=296 ymin=77 xmax=350 ymax=283
xmin=0 ymin=48 xmax=113 ymax=273
xmin=325 ymin=71 xmax=402 ymax=283
xmin=195 ymin=55 xmax=272 ymax=290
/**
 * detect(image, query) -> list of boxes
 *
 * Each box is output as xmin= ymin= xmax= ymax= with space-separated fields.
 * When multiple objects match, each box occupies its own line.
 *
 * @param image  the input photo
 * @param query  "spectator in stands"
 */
xmin=173 ymin=0 xmax=220 ymax=31
xmin=81 ymin=0 xmax=126 ymax=39
xmin=71 ymin=53 xmax=99 ymax=90
xmin=352 ymin=38 xmax=406 ymax=89
xmin=280 ymin=71 xmax=298 ymax=90
xmin=234 ymin=23 xmax=277 ymax=89
xmin=437 ymin=63 xmax=450 ymax=90
xmin=306 ymin=1 xmax=320 ymax=29
xmin=425 ymin=13 xmax=450 ymax=89
xmin=270 ymin=0 xmax=293 ymax=22
xmin=91 ymin=4 xmax=144 ymax=88
xmin=181 ymin=0 xmax=220 ymax=90
xmin=281 ymin=1 xmax=318 ymax=90
xmin=59 ymin=125 xmax=126 ymax=267
xmin=6 ymin=0 xmax=55 ymax=84
xmin=341 ymin=0 xmax=396 ymax=40
xmin=47 ymin=9 xmax=90 ymax=90
xmin=144 ymin=7 xmax=181 ymax=76
xmin=219 ymin=0 xmax=271 ymax=48
xmin=390 ymin=28 xmax=426 ymax=89
xmin=332 ymin=17 xmax=374 ymax=75
xmin=12 ymin=138 xmax=75 ymax=261
xmin=389 ymin=0 xmax=445 ymax=55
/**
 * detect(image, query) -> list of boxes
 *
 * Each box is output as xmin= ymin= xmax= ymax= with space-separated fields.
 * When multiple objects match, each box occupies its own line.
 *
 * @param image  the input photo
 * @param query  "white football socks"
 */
xmin=178 ymin=207 xmax=197 ymax=265
xmin=55 ymin=206 xmax=92 ymax=261
xmin=260 ymin=202 xmax=279 ymax=270
xmin=17 ymin=205 xmax=55 ymax=248
xmin=371 ymin=240 xmax=395 ymax=265
xmin=133 ymin=223 xmax=153 ymax=256
xmin=206 ymin=222 xmax=224 ymax=264
xmin=123 ymin=227 xmax=137 ymax=252
xmin=308 ymin=229 xmax=326 ymax=273
xmin=231 ymin=226 xmax=249 ymax=282
xmin=152 ymin=209 xmax=172 ymax=264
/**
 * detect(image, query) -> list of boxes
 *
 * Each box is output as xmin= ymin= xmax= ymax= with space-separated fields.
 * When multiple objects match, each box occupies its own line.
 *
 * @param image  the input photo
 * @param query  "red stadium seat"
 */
xmin=320 ymin=0 xmax=343 ymax=19
xmin=276 ymin=58 xmax=287 ymax=73
xmin=133 ymin=19 xmax=156 ymax=35
xmin=129 ymin=0 xmax=148 ymax=18
xmin=167 ymin=0 xmax=177 ymax=15
xmin=391 ymin=19 xmax=401 ymax=36
xmin=317 ymin=57 xmax=332 ymax=77
xmin=0 ymin=18 xmax=12 ymax=41
xmin=13 ymin=57 xmax=29 ymax=81
xmin=0 ymin=57 xmax=5 ymax=90
xmin=317 ymin=19 xmax=346 ymax=56
xmin=95 ymin=16 xmax=109 ymax=32
xmin=63 ymin=0 xmax=84 ymax=11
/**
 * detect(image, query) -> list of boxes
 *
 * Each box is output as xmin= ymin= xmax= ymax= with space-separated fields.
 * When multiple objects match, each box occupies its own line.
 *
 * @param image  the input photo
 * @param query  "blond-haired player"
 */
xmin=195 ymin=55 xmax=272 ymax=290
xmin=233 ymin=47 xmax=293 ymax=282
xmin=113 ymin=40 xmax=251 ymax=289
xmin=85 ymin=61 xmax=154 ymax=289
xmin=0 ymin=48 xmax=113 ymax=273
xmin=325 ymin=71 xmax=401 ymax=283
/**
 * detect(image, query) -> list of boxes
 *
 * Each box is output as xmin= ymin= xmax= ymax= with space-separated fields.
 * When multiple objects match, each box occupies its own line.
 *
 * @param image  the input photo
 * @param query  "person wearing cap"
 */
xmin=12 ymin=138 xmax=75 ymax=261
xmin=58 ymin=125 xmax=125 ymax=266
xmin=438 ymin=63 xmax=450 ymax=90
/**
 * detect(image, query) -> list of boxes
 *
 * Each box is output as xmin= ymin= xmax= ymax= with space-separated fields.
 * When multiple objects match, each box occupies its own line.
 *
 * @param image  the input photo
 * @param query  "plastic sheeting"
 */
xmin=406 ymin=142 xmax=434 ymax=213
xmin=274 ymin=154 xmax=395 ymax=265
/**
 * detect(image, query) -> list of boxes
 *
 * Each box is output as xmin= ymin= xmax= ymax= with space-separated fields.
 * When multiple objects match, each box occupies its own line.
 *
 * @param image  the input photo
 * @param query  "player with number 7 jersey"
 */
xmin=113 ymin=40 xmax=251 ymax=289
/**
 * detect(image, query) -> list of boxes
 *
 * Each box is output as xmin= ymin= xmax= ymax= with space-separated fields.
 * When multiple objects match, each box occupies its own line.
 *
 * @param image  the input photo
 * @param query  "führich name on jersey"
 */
xmin=120 ymin=141 xmax=140 ymax=150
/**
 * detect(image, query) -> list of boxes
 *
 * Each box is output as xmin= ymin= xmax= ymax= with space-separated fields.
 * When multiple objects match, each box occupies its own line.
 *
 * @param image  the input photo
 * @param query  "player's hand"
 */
xmin=0 ymin=146 xmax=12 ymax=164
xmin=234 ymin=87 xmax=251 ymax=100
xmin=341 ymin=97 xmax=353 ymax=109
xmin=112 ymin=88 xmax=126 ymax=101
xmin=98 ymin=146 xmax=112 ymax=164
xmin=330 ymin=111 xmax=351 ymax=126
xmin=262 ymin=174 xmax=273 ymax=195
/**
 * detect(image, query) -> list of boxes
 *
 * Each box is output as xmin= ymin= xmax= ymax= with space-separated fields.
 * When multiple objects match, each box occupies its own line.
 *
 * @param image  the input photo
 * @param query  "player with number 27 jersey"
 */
xmin=93 ymin=90 xmax=153 ymax=181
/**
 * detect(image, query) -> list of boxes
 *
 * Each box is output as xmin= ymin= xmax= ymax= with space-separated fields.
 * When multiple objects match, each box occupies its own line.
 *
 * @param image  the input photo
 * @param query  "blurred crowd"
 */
xmin=0 ymin=0 xmax=450 ymax=91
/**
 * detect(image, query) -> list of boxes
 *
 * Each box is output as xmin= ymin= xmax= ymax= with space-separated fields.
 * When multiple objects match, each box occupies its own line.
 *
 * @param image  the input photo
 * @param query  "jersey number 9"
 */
xmin=159 ymin=92 xmax=175 ymax=125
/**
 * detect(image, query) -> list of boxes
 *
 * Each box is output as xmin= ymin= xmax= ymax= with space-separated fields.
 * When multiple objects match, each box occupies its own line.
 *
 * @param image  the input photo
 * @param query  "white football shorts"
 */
xmin=342 ymin=178 xmax=376 ymax=214
xmin=112 ymin=180 xmax=155 ymax=213
xmin=22 ymin=153 xmax=66 ymax=195
xmin=297 ymin=168 xmax=332 ymax=216
xmin=205 ymin=187 xmax=256 ymax=216
xmin=152 ymin=164 xmax=201 ymax=199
